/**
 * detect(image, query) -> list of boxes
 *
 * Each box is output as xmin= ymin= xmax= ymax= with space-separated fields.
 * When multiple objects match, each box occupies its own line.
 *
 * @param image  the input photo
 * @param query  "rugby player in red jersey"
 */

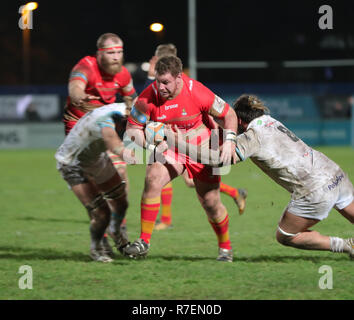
xmin=145 ymin=44 xmax=247 ymax=231
xmin=125 ymin=55 xmax=238 ymax=262
xmin=62 ymin=33 xmax=137 ymax=256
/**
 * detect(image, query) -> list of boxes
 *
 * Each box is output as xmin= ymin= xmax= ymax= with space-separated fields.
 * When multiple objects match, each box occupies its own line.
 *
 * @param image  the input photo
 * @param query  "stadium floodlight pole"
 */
xmin=188 ymin=0 xmax=197 ymax=79
xmin=21 ymin=2 xmax=38 ymax=85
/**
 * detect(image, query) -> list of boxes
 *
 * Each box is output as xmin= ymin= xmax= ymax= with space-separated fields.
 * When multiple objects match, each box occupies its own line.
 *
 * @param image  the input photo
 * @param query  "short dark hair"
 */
xmin=233 ymin=94 xmax=269 ymax=123
xmin=155 ymin=55 xmax=183 ymax=77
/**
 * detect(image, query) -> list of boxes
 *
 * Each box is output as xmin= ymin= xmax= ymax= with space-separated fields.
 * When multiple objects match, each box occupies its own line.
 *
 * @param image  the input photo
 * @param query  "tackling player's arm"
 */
xmin=95 ymin=112 xmax=125 ymax=157
xmin=122 ymin=95 xmax=138 ymax=115
xmin=167 ymin=127 xmax=259 ymax=167
xmin=126 ymin=98 xmax=153 ymax=151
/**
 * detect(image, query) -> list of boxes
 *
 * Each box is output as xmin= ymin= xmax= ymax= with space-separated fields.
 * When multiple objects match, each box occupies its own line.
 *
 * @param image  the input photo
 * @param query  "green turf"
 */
xmin=0 ymin=146 xmax=353 ymax=300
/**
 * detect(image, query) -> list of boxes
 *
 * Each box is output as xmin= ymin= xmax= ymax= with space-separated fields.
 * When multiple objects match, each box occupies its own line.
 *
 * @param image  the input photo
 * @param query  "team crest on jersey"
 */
xmin=182 ymin=108 xmax=187 ymax=116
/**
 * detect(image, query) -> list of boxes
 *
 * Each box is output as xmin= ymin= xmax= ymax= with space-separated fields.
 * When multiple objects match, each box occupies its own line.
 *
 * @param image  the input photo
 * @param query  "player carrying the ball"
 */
xmin=124 ymin=55 xmax=239 ymax=262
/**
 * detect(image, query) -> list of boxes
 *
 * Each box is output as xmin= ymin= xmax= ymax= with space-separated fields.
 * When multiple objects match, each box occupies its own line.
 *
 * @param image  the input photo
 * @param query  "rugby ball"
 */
xmin=145 ymin=121 xmax=165 ymax=145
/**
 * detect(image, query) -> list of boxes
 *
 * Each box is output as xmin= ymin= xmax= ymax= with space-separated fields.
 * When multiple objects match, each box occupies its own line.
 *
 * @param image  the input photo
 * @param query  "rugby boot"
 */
xmin=233 ymin=189 xmax=248 ymax=215
xmin=123 ymin=238 xmax=150 ymax=259
xmin=216 ymin=248 xmax=233 ymax=262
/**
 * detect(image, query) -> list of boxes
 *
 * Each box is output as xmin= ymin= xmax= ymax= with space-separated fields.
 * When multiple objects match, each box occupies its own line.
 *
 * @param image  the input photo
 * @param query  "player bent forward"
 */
xmin=125 ymin=55 xmax=239 ymax=262
xmin=55 ymin=104 xmax=132 ymax=262
xmin=171 ymin=94 xmax=354 ymax=258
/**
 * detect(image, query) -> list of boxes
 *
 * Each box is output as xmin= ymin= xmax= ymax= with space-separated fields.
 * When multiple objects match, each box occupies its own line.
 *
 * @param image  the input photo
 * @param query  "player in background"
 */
xmin=169 ymin=94 xmax=354 ymax=258
xmin=55 ymin=104 xmax=134 ymax=262
xmin=125 ymin=55 xmax=239 ymax=262
xmin=145 ymin=44 xmax=247 ymax=231
xmin=62 ymin=33 xmax=137 ymax=254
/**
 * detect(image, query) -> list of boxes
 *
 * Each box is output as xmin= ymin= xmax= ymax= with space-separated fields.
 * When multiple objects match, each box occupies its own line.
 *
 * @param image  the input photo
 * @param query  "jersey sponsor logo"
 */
xmin=165 ymin=104 xmax=178 ymax=110
xmin=327 ymin=173 xmax=344 ymax=191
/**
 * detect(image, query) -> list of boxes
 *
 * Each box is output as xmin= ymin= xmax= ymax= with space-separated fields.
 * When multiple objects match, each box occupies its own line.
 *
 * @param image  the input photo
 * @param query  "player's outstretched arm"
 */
xmin=164 ymin=126 xmax=241 ymax=167
xmin=101 ymin=127 xmax=125 ymax=157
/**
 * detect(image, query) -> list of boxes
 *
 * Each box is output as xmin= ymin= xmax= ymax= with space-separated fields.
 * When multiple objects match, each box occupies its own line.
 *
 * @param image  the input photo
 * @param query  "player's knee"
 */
xmin=275 ymin=227 xmax=301 ymax=247
xmin=276 ymin=230 xmax=292 ymax=246
xmin=85 ymin=194 xmax=110 ymax=224
xmin=200 ymin=197 xmax=220 ymax=215
xmin=104 ymin=182 xmax=128 ymax=211
xmin=184 ymin=179 xmax=195 ymax=188
xmin=145 ymin=171 xmax=165 ymax=192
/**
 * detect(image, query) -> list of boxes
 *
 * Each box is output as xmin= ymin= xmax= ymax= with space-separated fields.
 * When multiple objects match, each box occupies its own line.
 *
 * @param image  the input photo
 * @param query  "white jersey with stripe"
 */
xmin=235 ymin=115 xmax=341 ymax=199
xmin=55 ymin=103 xmax=126 ymax=166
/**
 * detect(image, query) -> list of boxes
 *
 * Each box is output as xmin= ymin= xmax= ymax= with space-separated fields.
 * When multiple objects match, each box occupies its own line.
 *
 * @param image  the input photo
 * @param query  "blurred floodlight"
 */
xmin=141 ymin=62 xmax=150 ymax=72
xmin=25 ymin=2 xmax=38 ymax=11
xmin=125 ymin=63 xmax=138 ymax=74
xmin=150 ymin=23 xmax=164 ymax=32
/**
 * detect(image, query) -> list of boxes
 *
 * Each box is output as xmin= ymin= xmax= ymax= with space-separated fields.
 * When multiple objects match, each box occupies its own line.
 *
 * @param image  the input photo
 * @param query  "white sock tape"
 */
xmin=277 ymin=226 xmax=300 ymax=237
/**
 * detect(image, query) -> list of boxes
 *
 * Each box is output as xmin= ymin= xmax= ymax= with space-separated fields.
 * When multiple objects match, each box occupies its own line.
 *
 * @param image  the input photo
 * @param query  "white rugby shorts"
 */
xmin=286 ymin=170 xmax=354 ymax=220
xmin=57 ymin=152 xmax=117 ymax=186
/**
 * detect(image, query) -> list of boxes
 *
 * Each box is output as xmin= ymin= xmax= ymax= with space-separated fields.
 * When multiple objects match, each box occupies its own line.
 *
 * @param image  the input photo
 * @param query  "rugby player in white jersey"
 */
xmin=168 ymin=94 xmax=354 ymax=258
xmin=55 ymin=103 xmax=132 ymax=262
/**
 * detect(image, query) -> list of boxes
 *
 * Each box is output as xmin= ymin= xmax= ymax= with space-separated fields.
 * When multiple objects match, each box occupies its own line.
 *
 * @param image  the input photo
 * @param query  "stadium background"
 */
xmin=0 ymin=0 xmax=353 ymax=302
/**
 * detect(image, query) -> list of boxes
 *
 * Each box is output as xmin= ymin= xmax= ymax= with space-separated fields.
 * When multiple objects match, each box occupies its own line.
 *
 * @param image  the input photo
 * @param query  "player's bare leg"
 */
xmin=194 ymin=179 xmax=233 ymax=262
xmin=98 ymin=172 xmax=129 ymax=254
xmin=106 ymin=153 xmax=129 ymax=248
xmin=277 ymin=209 xmax=353 ymax=259
xmin=71 ymin=182 xmax=113 ymax=262
xmin=183 ymin=171 xmax=247 ymax=214
xmin=336 ymin=200 xmax=354 ymax=223
xmin=182 ymin=170 xmax=195 ymax=188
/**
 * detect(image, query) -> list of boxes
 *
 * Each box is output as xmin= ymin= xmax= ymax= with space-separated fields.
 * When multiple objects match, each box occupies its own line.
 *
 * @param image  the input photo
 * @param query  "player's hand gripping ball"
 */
xmin=145 ymin=122 xmax=165 ymax=145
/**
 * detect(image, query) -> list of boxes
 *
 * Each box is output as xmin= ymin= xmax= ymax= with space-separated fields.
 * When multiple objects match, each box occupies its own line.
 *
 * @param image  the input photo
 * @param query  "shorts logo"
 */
xmin=328 ymin=173 xmax=344 ymax=190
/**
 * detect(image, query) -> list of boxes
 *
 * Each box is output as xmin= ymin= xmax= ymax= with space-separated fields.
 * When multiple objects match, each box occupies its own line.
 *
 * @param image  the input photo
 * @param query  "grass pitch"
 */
xmin=0 ymin=146 xmax=353 ymax=300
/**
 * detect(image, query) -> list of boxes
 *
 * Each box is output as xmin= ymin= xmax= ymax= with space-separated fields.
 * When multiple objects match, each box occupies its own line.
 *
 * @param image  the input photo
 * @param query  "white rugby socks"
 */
xmin=329 ymin=236 xmax=352 ymax=253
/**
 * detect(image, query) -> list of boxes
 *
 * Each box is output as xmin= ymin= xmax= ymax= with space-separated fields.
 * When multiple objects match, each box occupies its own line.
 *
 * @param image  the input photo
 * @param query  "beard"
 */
xmin=99 ymin=57 xmax=123 ymax=75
